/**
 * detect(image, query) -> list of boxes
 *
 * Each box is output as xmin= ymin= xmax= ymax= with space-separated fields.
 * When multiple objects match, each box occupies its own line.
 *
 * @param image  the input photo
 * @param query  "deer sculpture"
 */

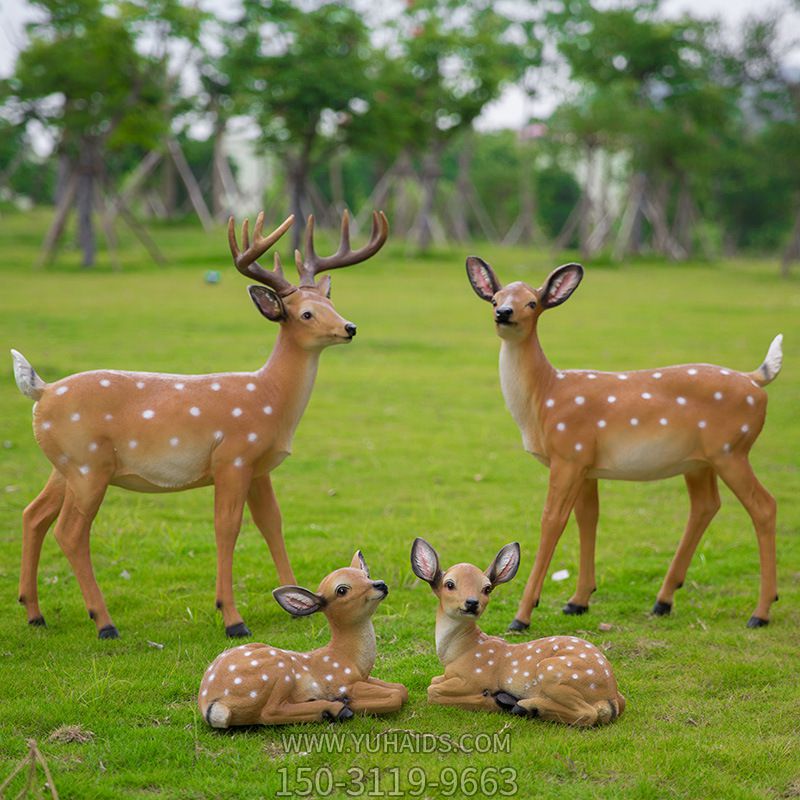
xmin=466 ymin=257 xmax=783 ymax=630
xmin=410 ymin=538 xmax=624 ymax=726
xmin=11 ymin=210 xmax=388 ymax=639
xmin=199 ymin=551 xmax=408 ymax=727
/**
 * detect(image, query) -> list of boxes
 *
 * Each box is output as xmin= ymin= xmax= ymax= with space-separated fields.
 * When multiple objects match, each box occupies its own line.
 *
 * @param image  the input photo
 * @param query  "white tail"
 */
xmin=467 ymin=257 xmax=780 ymax=630
xmin=11 ymin=349 xmax=46 ymax=400
xmin=15 ymin=211 xmax=389 ymax=639
xmin=411 ymin=539 xmax=624 ymax=726
xmin=198 ymin=551 xmax=407 ymax=727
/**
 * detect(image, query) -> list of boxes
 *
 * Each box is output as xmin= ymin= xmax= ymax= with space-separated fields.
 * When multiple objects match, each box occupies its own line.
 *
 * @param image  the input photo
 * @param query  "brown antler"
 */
xmin=228 ymin=212 xmax=296 ymax=296
xmin=294 ymin=210 xmax=389 ymax=287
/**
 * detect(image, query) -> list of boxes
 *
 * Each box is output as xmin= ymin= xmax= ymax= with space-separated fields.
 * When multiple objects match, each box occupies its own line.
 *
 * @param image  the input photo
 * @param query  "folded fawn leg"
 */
xmin=346 ymin=679 xmax=406 ymax=715
xmin=427 ymin=675 xmax=499 ymax=712
xmin=260 ymin=699 xmax=350 ymax=725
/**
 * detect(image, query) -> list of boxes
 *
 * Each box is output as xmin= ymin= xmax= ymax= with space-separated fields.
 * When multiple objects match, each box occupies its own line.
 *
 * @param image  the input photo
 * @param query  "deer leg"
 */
xmin=653 ymin=466 xmax=720 ymax=616
xmin=564 ymin=478 xmax=599 ymax=614
xmin=19 ymin=469 xmax=66 ymax=626
xmin=213 ymin=466 xmax=253 ymax=637
xmin=427 ymin=675 xmax=500 ymax=712
xmin=365 ymin=676 xmax=409 ymax=702
xmin=52 ymin=481 xmax=117 ymax=637
xmin=712 ymin=456 xmax=777 ymax=626
xmin=345 ymin=679 xmax=407 ymax=715
xmin=511 ymin=462 xmax=585 ymax=631
xmin=246 ymin=474 xmax=296 ymax=586
xmin=515 ymin=690 xmax=600 ymax=727
xmin=259 ymin=699 xmax=351 ymax=725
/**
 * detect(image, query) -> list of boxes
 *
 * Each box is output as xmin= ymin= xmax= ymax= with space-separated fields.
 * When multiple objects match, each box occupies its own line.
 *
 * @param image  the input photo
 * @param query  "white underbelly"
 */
xmin=115 ymin=445 xmax=211 ymax=490
xmin=592 ymin=435 xmax=703 ymax=481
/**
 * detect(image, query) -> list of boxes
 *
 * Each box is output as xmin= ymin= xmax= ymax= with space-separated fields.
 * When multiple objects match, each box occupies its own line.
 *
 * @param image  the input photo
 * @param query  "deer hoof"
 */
xmin=493 ymin=692 xmax=519 ymax=712
xmin=511 ymin=703 xmax=537 ymax=717
xmin=746 ymin=616 xmax=769 ymax=628
xmin=562 ymin=602 xmax=589 ymax=615
xmin=651 ymin=601 xmax=672 ymax=617
xmin=225 ymin=622 xmax=252 ymax=638
xmin=98 ymin=624 xmax=119 ymax=640
xmin=507 ymin=618 xmax=529 ymax=633
xmin=323 ymin=706 xmax=354 ymax=723
xmin=28 ymin=616 xmax=46 ymax=627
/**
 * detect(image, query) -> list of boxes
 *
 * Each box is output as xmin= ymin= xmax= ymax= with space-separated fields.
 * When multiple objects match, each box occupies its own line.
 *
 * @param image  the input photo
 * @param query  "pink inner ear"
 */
xmin=284 ymin=591 xmax=316 ymax=612
xmin=414 ymin=546 xmax=437 ymax=581
xmin=549 ymin=270 xmax=580 ymax=302
xmin=471 ymin=266 xmax=496 ymax=298
xmin=495 ymin=553 xmax=514 ymax=581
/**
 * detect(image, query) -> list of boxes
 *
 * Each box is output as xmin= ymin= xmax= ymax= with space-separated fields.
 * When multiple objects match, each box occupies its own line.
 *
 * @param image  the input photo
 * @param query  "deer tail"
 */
xmin=10 ymin=349 xmax=46 ymax=400
xmin=748 ymin=334 xmax=783 ymax=387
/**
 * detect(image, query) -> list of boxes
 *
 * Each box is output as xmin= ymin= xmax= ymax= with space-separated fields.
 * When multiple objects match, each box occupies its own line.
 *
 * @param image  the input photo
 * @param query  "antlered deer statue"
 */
xmin=410 ymin=538 xmax=624 ymax=726
xmin=199 ymin=550 xmax=408 ymax=727
xmin=11 ymin=210 xmax=388 ymax=638
xmin=466 ymin=257 xmax=782 ymax=630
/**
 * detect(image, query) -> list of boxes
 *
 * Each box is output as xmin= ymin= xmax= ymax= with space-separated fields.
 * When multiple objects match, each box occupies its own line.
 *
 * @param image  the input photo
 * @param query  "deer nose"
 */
xmin=373 ymin=581 xmax=388 ymax=595
xmin=495 ymin=306 xmax=513 ymax=323
xmin=464 ymin=598 xmax=479 ymax=613
xmin=345 ymin=323 xmax=357 ymax=338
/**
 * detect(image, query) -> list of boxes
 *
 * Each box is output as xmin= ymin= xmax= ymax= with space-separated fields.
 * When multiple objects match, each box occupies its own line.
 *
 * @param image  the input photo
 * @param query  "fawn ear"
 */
xmin=411 ymin=538 xmax=441 ymax=587
xmin=248 ymin=285 xmax=286 ymax=322
xmin=316 ymin=275 xmax=332 ymax=298
xmin=466 ymin=256 xmax=502 ymax=302
xmin=273 ymin=586 xmax=325 ymax=616
xmin=486 ymin=542 xmax=520 ymax=586
xmin=351 ymin=549 xmax=370 ymax=576
xmin=540 ymin=264 xmax=583 ymax=309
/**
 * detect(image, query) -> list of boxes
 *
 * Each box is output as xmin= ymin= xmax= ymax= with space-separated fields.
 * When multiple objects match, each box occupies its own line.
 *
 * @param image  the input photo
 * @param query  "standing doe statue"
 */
xmin=11 ymin=210 xmax=388 ymax=639
xmin=466 ymin=256 xmax=782 ymax=629
xmin=199 ymin=551 xmax=408 ymax=727
xmin=410 ymin=538 xmax=624 ymax=726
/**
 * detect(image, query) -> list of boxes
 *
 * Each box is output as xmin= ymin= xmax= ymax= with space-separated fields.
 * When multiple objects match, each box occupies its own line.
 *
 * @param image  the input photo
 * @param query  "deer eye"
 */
xmin=336 ymin=585 xmax=349 ymax=596
xmin=301 ymin=311 xmax=313 ymax=320
xmin=483 ymin=585 xmax=493 ymax=595
xmin=491 ymin=299 xmax=497 ymax=307
xmin=528 ymin=300 xmax=537 ymax=309
xmin=444 ymin=580 xmax=455 ymax=591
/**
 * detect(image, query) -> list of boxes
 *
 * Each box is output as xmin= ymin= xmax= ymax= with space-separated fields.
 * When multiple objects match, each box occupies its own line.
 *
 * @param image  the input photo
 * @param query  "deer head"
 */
xmin=466 ymin=257 xmax=584 ymax=341
xmin=229 ymin=210 xmax=389 ymax=350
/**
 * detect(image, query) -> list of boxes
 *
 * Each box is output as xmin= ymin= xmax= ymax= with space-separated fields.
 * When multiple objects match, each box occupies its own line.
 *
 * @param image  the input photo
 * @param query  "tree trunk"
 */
xmin=76 ymin=138 xmax=98 ymax=267
xmin=288 ymin=156 xmax=309 ymax=252
xmin=416 ymin=143 xmax=444 ymax=250
xmin=451 ymin=136 xmax=473 ymax=242
xmin=161 ymin=154 xmax=177 ymax=219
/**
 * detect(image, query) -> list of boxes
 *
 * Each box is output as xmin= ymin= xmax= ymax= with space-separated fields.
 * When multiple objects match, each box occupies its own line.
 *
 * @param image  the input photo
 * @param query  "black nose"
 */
xmin=345 ymin=323 xmax=357 ymax=337
xmin=464 ymin=598 xmax=479 ymax=613
xmin=373 ymin=581 xmax=388 ymax=595
xmin=495 ymin=307 xmax=513 ymax=323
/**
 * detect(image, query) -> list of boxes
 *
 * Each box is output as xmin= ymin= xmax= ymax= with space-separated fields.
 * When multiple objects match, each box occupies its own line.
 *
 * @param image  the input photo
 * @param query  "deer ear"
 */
xmin=411 ymin=538 xmax=442 ymax=587
xmin=466 ymin=256 xmax=502 ymax=302
xmin=540 ymin=264 xmax=583 ymax=309
xmin=248 ymin=285 xmax=286 ymax=322
xmin=350 ymin=549 xmax=369 ymax=576
xmin=272 ymin=586 xmax=325 ymax=616
xmin=316 ymin=275 xmax=332 ymax=298
xmin=486 ymin=542 xmax=520 ymax=586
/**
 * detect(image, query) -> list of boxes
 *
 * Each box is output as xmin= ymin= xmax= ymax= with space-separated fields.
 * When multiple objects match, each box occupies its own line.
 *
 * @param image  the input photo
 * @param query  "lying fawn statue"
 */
xmin=411 ymin=538 xmax=624 ymax=726
xmin=199 ymin=551 xmax=408 ymax=727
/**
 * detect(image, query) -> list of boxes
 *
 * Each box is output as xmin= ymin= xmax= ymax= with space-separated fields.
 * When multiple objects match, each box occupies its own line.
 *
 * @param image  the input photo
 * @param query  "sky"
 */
xmin=1 ymin=0 xmax=799 ymax=137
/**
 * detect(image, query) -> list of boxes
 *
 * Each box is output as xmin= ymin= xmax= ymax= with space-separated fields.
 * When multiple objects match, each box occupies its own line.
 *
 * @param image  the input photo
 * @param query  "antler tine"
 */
xmin=227 ymin=213 xmax=296 ymax=296
xmin=297 ymin=210 xmax=389 ymax=285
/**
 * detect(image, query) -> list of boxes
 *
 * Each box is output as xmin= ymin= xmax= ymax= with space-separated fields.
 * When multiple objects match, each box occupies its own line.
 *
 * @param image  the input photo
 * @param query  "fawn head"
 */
xmin=466 ymin=257 xmax=584 ymax=341
xmin=272 ymin=550 xmax=389 ymax=626
xmin=410 ymin=538 xmax=520 ymax=621
xmin=229 ymin=210 xmax=389 ymax=350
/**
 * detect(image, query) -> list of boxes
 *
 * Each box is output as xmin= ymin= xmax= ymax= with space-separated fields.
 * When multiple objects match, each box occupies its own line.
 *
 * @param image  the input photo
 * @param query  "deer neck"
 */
xmin=327 ymin=617 xmax=377 ymax=677
xmin=257 ymin=331 xmax=321 ymax=442
xmin=434 ymin=609 xmax=484 ymax=666
xmin=498 ymin=324 xmax=555 ymax=445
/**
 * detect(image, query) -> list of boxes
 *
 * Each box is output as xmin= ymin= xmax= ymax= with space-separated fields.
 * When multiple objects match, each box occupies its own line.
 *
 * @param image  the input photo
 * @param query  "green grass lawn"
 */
xmin=0 ymin=209 xmax=798 ymax=799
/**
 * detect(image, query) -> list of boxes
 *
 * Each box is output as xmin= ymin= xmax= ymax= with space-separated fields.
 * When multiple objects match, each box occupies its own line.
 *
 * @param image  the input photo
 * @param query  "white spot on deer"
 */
xmin=590 ymin=682 xmax=596 ymax=690
xmin=201 ymin=689 xmax=207 ymax=697
xmin=475 ymin=652 xmax=481 ymax=658
xmin=136 ymin=381 xmax=145 ymax=389
xmin=506 ymin=677 xmax=513 ymax=684
xmin=190 ymin=407 xmax=201 ymax=416
xmin=660 ymin=418 xmax=668 ymax=426
xmin=277 ymin=661 xmax=285 ymax=668
xmin=105 ymin=413 xmax=113 ymax=421
xmin=575 ymin=396 xmax=585 ymax=405
xmin=209 ymin=673 xmax=215 ymax=682
xmin=129 ymin=440 xmax=137 ymax=449
xmin=741 ymin=424 xmax=750 ymax=433
xmin=746 ymin=395 xmax=755 ymax=406
xmin=553 ymin=644 xmax=559 ymax=651
xmin=249 ymin=690 xmax=257 ymax=698
xmin=214 ymin=431 xmax=223 ymax=442
xmin=630 ymin=418 xmax=639 ymax=426
xmin=233 ymin=677 xmax=242 ymax=685
xmin=607 ymin=395 xmax=616 ymax=404
xmin=587 ymin=669 xmax=594 ymax=675
xmin=261 ymin=674 xmax=269 ymax=681
xmin=263 ymin=406 xmax=273 ymax=415
xmin=720 ymin=369 xmax=730 ymax=376
xmin=475 ymin=667 xmax=482 ymax=674
xmin=556 ymin=422 xmax=566 ymax=432
xmin=175 ymin=382 xmax=184 ymax=390
xmin=56 ymin=386 xmax=69 ymax=396
xmin=597 ymin=419 xmax=607 ymax=428
xmin=325 ymin=674 xmax=333 ymax=682
xmin=228 ymin=664 xmax=236 ymax=672
xmin=246 ymin=383 xmax=256 ymax=392
xmin=71 ymin=413 xmax=80 ymax=422
xmin=545 ymin=398 xmax=555 ymax=408
xmin=617 ymin=374 xmax=628 ymax=380
xmin=232 ymin=407 xmax=242 ymax=417
xmin=714 ymin=392 xmax=723 ymax=400
xmin=587 ymin=373 xmax=597 ymax=380
xmin=333 ymin=662 xmax=340 ymax=668
xmin=652 ymin=372 xmax=662 ymax=379
xmin=250 ymin=660 xmax=258 ymax=667
xmin=547 ymin=665 xmax=554 ymax=671
xmin=233 ymin=457 xmax=244 ymax=468
xmin=323 ymin=656 xmax=330 ymax=662
xmin=344 ymin=667 xmax=351 ymax=675
xmin=572 ymin=673 xmax=579 ymax=680
xmin=723 ymin=443 xmax=731 ymax=453
xmin=575 ymin=443 xmax=583 ymax=451
xmin=247 ymin=432 xmax=257 ymax=442
xmin=142 ymin=409 xmax=155 ymax=419
xmin=557 ymin=372 xmax=565 ymax=380
xmin=100 ymin=379 xmax=110 ymax=387
xmin=79 ymin=465 xmax=90 ymax=475
xmin=688 ymin=368 xmax=698 ymax=376
xmin=698 ymin=420 xmax=707 ymax=429
xmin=42 ymin=421 xmax=52 ymax=430
xmin=539 ymin=673 xmax=544 ymax=680
xmin=677 ymin=397 xmax=687 ymax=406
xmin=223 ymin=689 xmax=229 ymax=696
xmin=211 ymin=382 xmax=221 ymax=391
xmin=641 ymin=392 xmax=652 ymax=400
xmin=284 ymin=675 xmax=290 ymax=682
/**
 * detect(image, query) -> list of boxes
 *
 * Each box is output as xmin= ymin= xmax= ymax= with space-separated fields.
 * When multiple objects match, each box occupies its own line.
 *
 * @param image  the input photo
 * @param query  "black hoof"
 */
xmin=225 ymin=622 xmax=251 ymax=638
xmin=562 ymin=602 xmax=589 ymax=616
xmin=511 ymin=703 xmax=533 ymax=717
xmin=652 ymin=600 xmax=672 ymax=617
xmin=746 ymin=616 xmax=769 ymax=628
xmin=507 ymin=618 xmax=529 ymax=633
xmin=98 ymin=624 xmax=119 ymax=640
xmin=336 ymin=706 xmax=354 ymax=722
xmin=493 ymin=692 xmax=519 ymax=712
xmin=28 ymin=616 xmax=46 ymax=627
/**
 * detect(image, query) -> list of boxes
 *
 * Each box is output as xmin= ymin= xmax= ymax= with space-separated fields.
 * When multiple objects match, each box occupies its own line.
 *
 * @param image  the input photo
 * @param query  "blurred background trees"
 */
xmin=0 ymin=0 xmax=799 ymax=270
